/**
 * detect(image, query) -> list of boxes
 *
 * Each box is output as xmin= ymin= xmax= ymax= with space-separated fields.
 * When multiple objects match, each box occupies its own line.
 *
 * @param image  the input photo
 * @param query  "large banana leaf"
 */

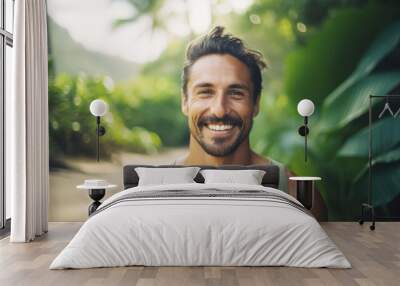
xmin=338 ymin=116 xmax=400 ymax=157
xmin=352 ymin=148 xmax=400 ymax=183
xmin=318 ymin=71 xmax=400 ymax=131
xmin=323 ymin=21 xmax=400 ymax=108
xmin=371 ymin=148 xmax=400 ymax=164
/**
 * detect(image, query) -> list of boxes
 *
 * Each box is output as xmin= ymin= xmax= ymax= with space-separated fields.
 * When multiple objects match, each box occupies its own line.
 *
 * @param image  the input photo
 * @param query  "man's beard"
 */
xmin=192 ymin=114 xmax=252 ymax=157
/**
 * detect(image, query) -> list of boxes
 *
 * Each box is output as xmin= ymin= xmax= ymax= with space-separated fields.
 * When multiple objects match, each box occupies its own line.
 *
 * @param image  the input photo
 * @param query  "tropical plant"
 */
xmin=325 ymin=20 xmax=400 ymax=210
xmin=313 ymin=22 xmax=400 ymax=218
xmin=279 ymin=1 xmax=400 ymax=219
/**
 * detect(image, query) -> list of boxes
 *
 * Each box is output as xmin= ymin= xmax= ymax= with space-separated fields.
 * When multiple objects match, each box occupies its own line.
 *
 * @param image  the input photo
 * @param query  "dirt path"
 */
xmin=49 ymin=147 xmax=187 ymax=221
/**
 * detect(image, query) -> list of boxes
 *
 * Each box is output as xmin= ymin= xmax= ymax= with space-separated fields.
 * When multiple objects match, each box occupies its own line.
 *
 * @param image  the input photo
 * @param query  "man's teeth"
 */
xmin=207 ymin=124 xmax=233 ymax=131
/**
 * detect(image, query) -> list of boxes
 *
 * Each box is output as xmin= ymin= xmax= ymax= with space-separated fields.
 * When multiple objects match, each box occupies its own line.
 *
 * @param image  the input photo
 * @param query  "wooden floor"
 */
xmin=0 ymin=222 xmax=399 ymax=286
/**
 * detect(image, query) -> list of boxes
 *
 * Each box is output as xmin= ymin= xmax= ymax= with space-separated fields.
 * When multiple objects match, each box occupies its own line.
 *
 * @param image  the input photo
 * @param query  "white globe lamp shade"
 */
xmin=297 ymin=99 xmax=315 ymax=117
xmin=90 ymin=99 xmax=108 ymax=117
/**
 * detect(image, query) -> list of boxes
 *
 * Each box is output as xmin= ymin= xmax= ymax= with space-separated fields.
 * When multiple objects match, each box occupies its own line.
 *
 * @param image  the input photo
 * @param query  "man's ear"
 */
xmin=181 ymin=91 xmax=188 ymax=116
xmin=253 ymin=94 xmax=261 ymax=117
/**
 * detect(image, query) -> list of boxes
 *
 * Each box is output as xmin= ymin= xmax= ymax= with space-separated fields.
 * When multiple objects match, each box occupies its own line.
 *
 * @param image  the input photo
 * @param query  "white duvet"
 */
xmin=50 ymin=183 xmax=351 ymax=269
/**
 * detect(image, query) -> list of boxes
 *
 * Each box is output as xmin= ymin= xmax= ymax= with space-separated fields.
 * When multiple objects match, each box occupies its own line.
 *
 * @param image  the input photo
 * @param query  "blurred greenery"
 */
xmin=49 ymin=0 xmax=400 ymax=219
xmin=48 ymin=73 xmax=177 ymax=165
xmin=278 ymin=2 xmax=400 ymax=219
xmin=320 ymin=19 xmax=400 ymax=215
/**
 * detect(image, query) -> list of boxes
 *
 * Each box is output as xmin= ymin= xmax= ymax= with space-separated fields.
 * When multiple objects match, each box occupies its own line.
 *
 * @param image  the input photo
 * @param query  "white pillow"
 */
xmin=135 ymin=167 xmax=201 ymax=186
xmin=200 ymin=169 xmax=266 ymax=185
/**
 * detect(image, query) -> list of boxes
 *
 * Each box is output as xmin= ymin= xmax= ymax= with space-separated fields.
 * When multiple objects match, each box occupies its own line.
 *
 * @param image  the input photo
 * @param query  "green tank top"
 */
xmin=268 ymin=158 xmax=288 ymax=193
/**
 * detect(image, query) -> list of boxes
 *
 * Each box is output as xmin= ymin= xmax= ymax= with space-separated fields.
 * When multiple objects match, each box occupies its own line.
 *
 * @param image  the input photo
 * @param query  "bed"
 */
xmin=50 ymin=165 xmax=350 ymax=269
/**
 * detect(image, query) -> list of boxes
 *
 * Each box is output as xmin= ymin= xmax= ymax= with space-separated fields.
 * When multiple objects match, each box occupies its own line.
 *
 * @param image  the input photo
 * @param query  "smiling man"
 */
xmin=175 ymin=26 xmax=291 ymax=191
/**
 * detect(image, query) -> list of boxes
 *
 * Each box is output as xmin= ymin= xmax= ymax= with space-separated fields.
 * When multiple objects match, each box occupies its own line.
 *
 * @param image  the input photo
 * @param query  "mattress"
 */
xmin=50 ymin=183 xmax=351 ymax=269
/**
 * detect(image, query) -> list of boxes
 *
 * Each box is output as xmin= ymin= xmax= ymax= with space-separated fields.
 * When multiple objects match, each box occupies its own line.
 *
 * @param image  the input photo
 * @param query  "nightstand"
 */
xmin=77 ymin=180 xmax=117 ymax=215
xmin=289 ymin=176 xmax=321 ymax=210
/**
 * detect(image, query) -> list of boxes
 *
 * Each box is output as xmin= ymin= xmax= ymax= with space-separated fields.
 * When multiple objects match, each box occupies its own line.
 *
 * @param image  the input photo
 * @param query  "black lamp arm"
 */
xmin=96 ymin=116 xmax=106 ymax=136
xmin=95 ymin=116 xmax=106 ymax=162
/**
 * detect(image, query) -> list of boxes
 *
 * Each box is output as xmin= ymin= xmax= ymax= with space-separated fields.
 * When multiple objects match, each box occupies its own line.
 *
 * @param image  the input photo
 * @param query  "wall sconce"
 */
xmin=89 ymin=99 xmax=108 ymax=162
xmin=297 ymin=99 xmax=315 ymax=162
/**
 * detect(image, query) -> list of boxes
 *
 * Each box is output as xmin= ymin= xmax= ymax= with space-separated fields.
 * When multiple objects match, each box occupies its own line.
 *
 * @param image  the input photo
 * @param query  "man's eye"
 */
xmin=229 ymin=90 xmax=244 ymax=98
xmin=198 ymin=90 xmax=213 ymax=96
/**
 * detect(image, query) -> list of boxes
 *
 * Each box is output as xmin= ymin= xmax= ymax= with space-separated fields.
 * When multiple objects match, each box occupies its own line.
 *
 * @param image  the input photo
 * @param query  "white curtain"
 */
xmin=7 ymin=0 xmax=49 ymax=242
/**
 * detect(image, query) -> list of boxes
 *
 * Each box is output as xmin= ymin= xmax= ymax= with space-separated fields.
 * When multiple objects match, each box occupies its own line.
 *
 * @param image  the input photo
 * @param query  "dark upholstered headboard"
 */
xmin=123 ymin=164 xmax=280 ymax=190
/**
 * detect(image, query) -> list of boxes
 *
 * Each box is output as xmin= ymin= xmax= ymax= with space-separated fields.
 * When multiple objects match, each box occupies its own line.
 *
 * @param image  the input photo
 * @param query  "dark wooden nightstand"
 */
xmin=289 ymin=176 xmax=321 ymax=210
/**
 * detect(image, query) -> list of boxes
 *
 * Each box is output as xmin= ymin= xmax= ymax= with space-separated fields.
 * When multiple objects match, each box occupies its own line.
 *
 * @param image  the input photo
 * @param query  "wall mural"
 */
xmin=47 ymin=0 xmax=400 ymax=221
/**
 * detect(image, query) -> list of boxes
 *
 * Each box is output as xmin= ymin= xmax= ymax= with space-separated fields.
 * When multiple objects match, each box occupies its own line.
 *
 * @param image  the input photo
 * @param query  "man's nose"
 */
xmin=209 ymin=92 xmax=228 ymax=118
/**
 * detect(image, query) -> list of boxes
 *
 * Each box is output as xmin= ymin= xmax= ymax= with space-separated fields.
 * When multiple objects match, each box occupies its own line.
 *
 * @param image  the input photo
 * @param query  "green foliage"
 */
xmin=323 ymin=19 xmax=400 ymax=210
xmin=324 ymin=20 xmax=400 ymax=108
xmin=339 ymin=117 xmax=400 ymax=158
xmin=319 ymin=72 xmax=400 ymax=131
xmin=248 ymin=0 xmax=369 ymax=43
xmin=111 ymin=74 xmax=188 ymax=146
xmin=49 ymin=11 xmax=189 ymax=166
xmin=48 ymin=73 xmax=178 ymax=164
xmin=280 ymin=1 xmax=400 ymax=219
xmin=284 ymin=1 xmax=400 ymax=109
xmin=351 ymin=161 xmax=400 ymax=207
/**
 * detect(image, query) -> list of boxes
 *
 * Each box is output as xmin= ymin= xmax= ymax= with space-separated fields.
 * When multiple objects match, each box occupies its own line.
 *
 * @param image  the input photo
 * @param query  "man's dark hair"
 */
xmin=182 ymin=26 xmax=267 ymax=103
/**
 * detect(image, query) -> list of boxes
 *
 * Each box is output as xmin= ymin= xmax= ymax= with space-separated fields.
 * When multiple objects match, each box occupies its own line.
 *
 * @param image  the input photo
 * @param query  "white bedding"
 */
xmin=50 ymin=183 xmax=351 ymax=269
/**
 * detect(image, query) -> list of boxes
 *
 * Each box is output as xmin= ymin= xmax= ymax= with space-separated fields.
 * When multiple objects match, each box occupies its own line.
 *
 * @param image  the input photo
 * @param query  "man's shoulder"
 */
xmin=265 ymin=156 xmax=294 ymax=177
xmin=250 ymin=151 xmax=273 ymax=165
xmin=251 ymin=152 xmax=290 ymax=172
